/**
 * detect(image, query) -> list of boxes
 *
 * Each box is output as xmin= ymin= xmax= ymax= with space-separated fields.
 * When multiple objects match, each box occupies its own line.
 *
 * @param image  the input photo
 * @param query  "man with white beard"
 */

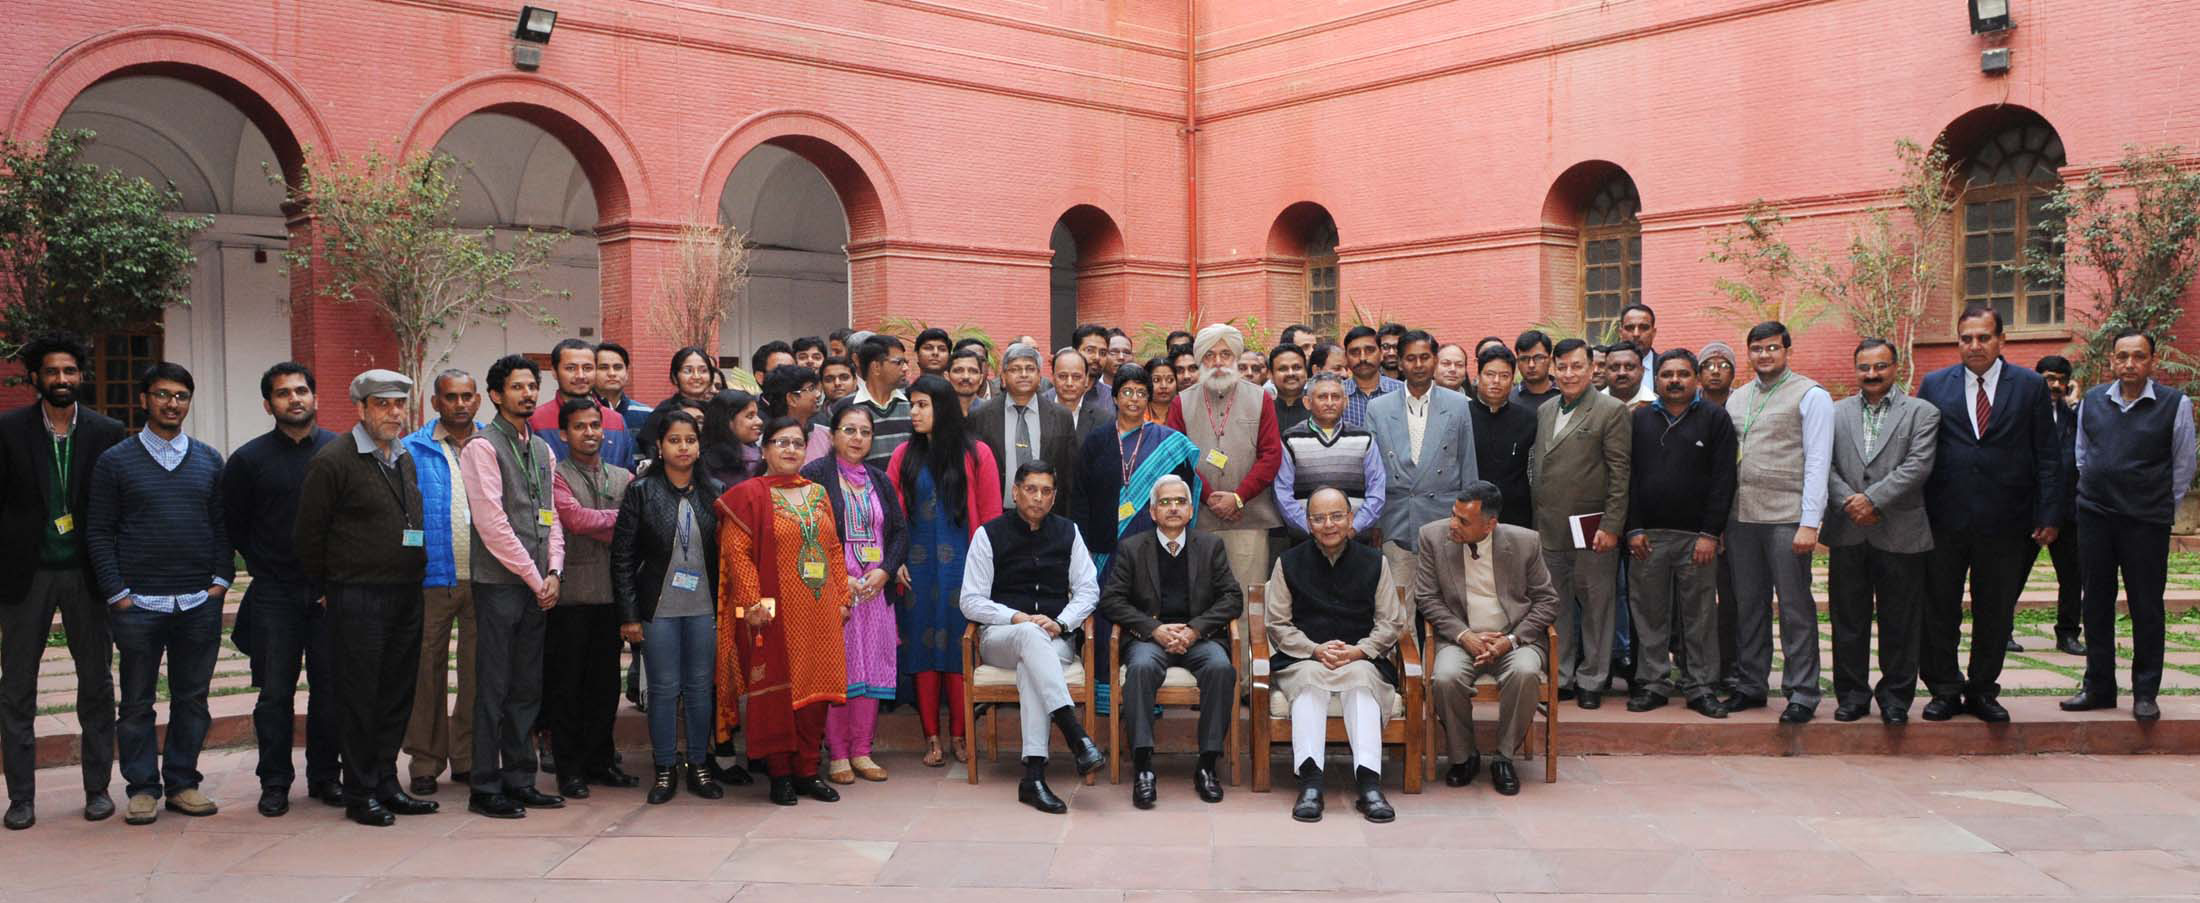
xmin=1167 ymin=324 xmax=1286 ymax=587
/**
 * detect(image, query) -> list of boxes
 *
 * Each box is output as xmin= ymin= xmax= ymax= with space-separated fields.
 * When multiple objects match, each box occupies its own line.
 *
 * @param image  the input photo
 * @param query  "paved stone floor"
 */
xmin=4 ymin=747 xmax=2198 ymax=901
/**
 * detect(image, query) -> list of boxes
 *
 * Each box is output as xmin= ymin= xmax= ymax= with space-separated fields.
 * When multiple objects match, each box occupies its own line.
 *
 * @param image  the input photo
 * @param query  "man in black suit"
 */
xmin=1097 ymin=474 xmax=1242 ymax=809
xmin=2032 ymin=355 xmax=2085 ymax=657
xmin=970 ymin=342 xmax=1078 ymax=516
xmin=0 ymin=334 xmax=129 ymax=828
xmin=1916 ymin=305 xmax=2063 ymax=723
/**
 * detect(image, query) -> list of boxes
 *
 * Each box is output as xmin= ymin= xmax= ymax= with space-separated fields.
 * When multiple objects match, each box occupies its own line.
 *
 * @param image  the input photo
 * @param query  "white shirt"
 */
xmin=1460 ymin=540 xmax=1504 ymax=633
xmin=1156 ymin=526 xmax=1187 ymax=558
xmin=1001 ymin=395 xmax=1043 ymax=499
xmin=1964 ymin=359 xmax=2002 ymax=439
xmin=958 ymin=521 xmax=1100 ymax=631
xmin=1403 ymin=384 xmax=1433 ymax=466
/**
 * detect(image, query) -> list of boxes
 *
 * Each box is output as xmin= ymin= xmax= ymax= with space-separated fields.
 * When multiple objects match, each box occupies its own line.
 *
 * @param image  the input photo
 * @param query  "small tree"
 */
xmin=654 ymin=222 xmax=750 ymax=353
xmin=0 ymin=129 xmax=209 ymax=364
xmin=1813 ymin=139 xmax=1960 ymax=389
xmin=282 ymin=149 xmax=565 ymax=418
xmin=2017 ymin=144 xmax=2200 ymax=386
xmin=1702 ymin=201 xmax=1834 ymax=338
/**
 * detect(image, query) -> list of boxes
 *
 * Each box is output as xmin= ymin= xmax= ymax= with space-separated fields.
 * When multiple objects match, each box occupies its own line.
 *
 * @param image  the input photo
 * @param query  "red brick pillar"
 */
xmin=597 ymin=218 xmax=683 ymax=402
xmin=285 ymin=211 xmax=399 ymax=429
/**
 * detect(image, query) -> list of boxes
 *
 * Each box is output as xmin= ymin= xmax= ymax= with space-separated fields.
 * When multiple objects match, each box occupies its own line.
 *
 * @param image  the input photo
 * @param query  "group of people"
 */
xmin=0 ymin=299 xmax=2186 ymax=829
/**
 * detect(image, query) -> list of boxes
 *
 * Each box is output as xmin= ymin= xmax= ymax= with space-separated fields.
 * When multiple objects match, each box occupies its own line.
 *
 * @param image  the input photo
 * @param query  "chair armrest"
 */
xmin=960 ymin=622 xmax=979 ymax=673
xmin=1397 ymin=623 xmax=1425 ymax=684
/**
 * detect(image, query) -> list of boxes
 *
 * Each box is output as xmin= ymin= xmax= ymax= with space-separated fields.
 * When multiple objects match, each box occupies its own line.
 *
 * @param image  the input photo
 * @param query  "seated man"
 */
xmin=1264 ymin=487 xmax=1407 ymax=824
xmin=960 ymin=460 xmax=1106 ymax=813
xmin=1097 ymin=474 xmax=1244 ymax=809
xmin=1414 ymin=481 xmax=1557 ymax=797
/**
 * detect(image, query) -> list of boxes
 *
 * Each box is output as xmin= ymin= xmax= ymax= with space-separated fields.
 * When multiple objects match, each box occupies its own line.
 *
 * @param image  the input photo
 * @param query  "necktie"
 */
xmin=1975 ymin=375 xmax=1991 ymax=438
xmin=1467 ymin=541 xmax=1480 ymax=561
xmin=1166 ymin=539 xmax=1180 ymax=557
xmin=1012 ymin=404 xmax=1033 ymax=473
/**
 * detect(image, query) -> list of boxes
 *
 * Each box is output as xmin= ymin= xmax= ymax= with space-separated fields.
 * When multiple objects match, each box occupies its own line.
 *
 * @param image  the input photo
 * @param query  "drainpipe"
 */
xmin=1184 ymin=0 xmax=1201 ymax=325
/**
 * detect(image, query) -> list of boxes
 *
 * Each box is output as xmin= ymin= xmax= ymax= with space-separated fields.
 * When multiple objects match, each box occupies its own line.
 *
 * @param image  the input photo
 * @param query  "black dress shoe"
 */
xmin=1445 ymin=754 xmax=1481 ymax=787
xmin=257 ymin=788 xmax=289 ymax=817
xmin=84 ymin=791 xmax=113 ymax=822
xmin=1779 ymin=702 xmax=1814 ymax=724
xmin=686 ymin=763 xmax=724 ymax=800
xmin=2134 ymin=698 xmax=2161 ymax=722
xmin=1069 ymin=736 xmax=1106 ymax=776
xmin=508 ymin=786 xmax=565 ymax=809
xmin=2060 ymin=690 xmax=2116 ymax=711
xmin=792 ymin=777 xmax=840 ymax=802
xmin=382 ymin=791 xmax=439 ymax=816
xmin=1723 ymin=694 xmax=1767 ymax=711
xmin=1882 ymin=708 xmax=1909 ymax=725
xmin=1018 ymin=777 xmax=1067 ymax=814
xmin=588 ymin=766 xmax=640 ymax=788
xmin=2056 ymin=633 xmax=2088 ymax=656
xmin=311 ymin=780 xmax=347 ymax=807
xmin=1833 ymin=703 xmax=1870 ymax=722
xmin=1132 ymin=771 xmax=1157 ymax=809
xmin=2006 ymin=637 xmax=2024 ymax=653
xmin=4 ymin=800 xmax=32 ymax=830
xmin=1354 ymin=786 xmax=1395 ymax=823
xmin=558 ymin=776 xmax=591 ymax=799
xmin=1193 ymin=766 xmax=1224 ymax=803
xmin=1576 ymin=691 xmax=1602 ymax=710
xmin=1625 ymin=692 xmax=1666 ymax=712
xmin=468 ymin=792 xmax=525 ymax=819
xmin=1556 ymin=686 xmax=1577 ymax=701
xmin=451 ymin=771 xmax=471 ymax=785
xmin=1920 ymin=696 xmax=1961 ymax=721
xmin=1686 ymin=695 xmax=1729 ymax=719
xmin=1291 ymin=784 xmax=1324 ymax=822
xmin=346 ymin=798 xmax=395 ymax=827
xmin=1490 ymin=759 xmax=1520 ymax=796
xmin=768 ymin=777 xmax=799 ymax=806
xmin=410 ymin=776 xmax=439 ymax=796
xmin=708 ymin=759 xmax=755 ymax=786
xmin=1966 ymin=696 xmax=2011 ymax=723
xmin=647 ymin=766 xmax=679 ymax=805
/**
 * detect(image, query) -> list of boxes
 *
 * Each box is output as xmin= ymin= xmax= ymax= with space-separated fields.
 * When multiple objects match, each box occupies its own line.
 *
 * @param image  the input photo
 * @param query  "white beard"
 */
xmin=1202 ymin=365 xmax=1239 ymax=396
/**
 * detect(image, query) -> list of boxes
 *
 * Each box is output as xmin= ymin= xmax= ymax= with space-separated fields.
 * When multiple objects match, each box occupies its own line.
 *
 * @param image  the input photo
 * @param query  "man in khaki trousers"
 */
xmin=400 ymin=371 xmax=482 ymax=794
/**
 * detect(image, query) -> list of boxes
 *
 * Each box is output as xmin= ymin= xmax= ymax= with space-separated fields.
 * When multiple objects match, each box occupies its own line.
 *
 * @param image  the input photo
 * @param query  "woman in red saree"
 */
xmin=717 ymin=416 xmax=851 ymax=805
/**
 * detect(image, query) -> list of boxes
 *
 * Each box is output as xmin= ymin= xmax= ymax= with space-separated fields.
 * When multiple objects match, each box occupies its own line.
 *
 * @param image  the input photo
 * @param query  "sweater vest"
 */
xmin=2077 ymin=381 xmax=2181 ymax=524
xmin=1729 ymin=372 xmax=1820 ymax=525
xmin=1281 ymin=422 xmax=1375 ymax=505
xmin=1181 ymin=380 xmax=1281 ymax=530
xmin=556 ymin=458 xmax=631 ymax=603
xmin=468 ymin=424 xmax=555 ymax=584
xmin=982 ymin=513 xmax=1078 ymax=619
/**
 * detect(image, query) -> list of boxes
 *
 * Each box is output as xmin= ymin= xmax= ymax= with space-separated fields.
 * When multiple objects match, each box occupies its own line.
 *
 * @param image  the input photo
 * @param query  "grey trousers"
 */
xmin=1119 ymin=638 xmax=1234 ymax=753
xmin=1544 ymin=544 xmax=1618 ymax=692
xmin=1628 ymin=529 xmax=1721 ymax=700
xmin=1430 ymin=640 xmax=1544 ymax=761
xmin=1726 ymin=522 xmax=1822 ymax=710
xmin=976 ymin=622 xmax=1076 ymax=758
xmin=471 ymin=582 xmax=546 ymax=794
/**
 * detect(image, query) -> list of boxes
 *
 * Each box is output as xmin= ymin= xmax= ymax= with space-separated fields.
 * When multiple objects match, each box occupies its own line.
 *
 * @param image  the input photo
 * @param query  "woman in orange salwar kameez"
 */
xmin=717 ymin=417 xmax=851 ymax=805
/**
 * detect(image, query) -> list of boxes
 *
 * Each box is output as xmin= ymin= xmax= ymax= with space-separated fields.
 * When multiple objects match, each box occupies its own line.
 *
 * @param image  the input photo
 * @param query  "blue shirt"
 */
xmin=1343 ymin=375 xmax=1403 ymax=430
xmin=138 ymin=427 xmax=190 ymax=472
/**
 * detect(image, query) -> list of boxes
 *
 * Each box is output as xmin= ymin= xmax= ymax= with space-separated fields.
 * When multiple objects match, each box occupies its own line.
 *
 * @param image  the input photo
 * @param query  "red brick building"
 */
xmin=5 ymin=0 xmax=2196 ymax=444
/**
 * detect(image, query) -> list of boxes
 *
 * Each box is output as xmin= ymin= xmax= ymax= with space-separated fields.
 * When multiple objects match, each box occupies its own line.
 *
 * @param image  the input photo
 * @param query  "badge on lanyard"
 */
xmin=1205 ymin=449 xmax=1229 ymax=470
xmin=1117 ymin=501 xmax=1136 ymax=521
xmin=671 ymin=569 xmax=701 ymax=591
xmin=538 ymin=508 xmax=556 ymax=527
xmin=52 ymin=513 xmax=75 ymax=535
xmin=401 ymin=529 xmax=425 ymax=548
xmin=859 ymin=546 xmax=882 ymax=564
xmin=802 ymin=561 xmax=827 ymax=581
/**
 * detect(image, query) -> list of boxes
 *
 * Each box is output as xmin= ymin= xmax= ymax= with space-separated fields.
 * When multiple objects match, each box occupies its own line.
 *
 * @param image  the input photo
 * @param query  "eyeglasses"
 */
xmin=1153 ymin=497 xmax=1190 ymax=507
xmin=1748 ymin=344 xmax=1786 ymax=356
xmin=836 ymin=426 xmax=874 ymax=437
xmin=767 ymin=438 xmax=807 ymax=450
xmin=1308 ymin=511 xmax=1351 ymax=526
xmin=148 ymin=390 xmax=192 ymax=402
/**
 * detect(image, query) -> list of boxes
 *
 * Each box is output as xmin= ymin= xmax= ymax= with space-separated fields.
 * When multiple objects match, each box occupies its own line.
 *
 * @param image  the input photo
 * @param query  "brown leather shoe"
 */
xmin=164 ymin=788 xmax=218 ymax=817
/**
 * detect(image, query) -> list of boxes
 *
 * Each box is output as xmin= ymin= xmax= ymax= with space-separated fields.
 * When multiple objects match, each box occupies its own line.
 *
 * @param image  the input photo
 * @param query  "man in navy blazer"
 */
xmin=1916 ymin=305 xmax=2063 ymax=723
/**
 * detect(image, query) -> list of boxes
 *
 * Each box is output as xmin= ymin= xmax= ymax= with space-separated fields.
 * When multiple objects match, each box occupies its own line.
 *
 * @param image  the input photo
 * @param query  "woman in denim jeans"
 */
xmin=611 ymin=411 xmax=727 ymax=803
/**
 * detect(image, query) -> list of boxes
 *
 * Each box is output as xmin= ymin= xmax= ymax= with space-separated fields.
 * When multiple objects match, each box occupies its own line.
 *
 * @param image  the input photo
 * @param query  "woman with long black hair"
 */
xmin=701 ymin=390 xmax=763 ymax=489
xmin=636 ymin=346 xmax=720 ymax=462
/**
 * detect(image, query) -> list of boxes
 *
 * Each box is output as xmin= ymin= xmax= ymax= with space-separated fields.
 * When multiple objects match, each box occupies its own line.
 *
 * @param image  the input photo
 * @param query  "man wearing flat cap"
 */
xmin=295 ymin=369 xmax=439 ymax=826
xmin=1167 ymin=323 xmax=1286 ymax=587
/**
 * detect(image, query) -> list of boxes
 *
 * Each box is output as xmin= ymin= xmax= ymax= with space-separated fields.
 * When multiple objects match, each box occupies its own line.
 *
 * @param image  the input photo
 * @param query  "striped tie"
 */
xmin=1974 ymin=375 xmax=1991 ymax=438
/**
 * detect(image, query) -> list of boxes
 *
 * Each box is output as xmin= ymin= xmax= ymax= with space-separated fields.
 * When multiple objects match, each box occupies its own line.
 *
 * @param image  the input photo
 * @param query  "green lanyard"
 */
xmin=51 ymin=433 xmax=71 ymax=514
xmin=1736 ymin=371 xmax=1792 ymax=449
xmin=493 ymin=418 xmax=545 ymax=506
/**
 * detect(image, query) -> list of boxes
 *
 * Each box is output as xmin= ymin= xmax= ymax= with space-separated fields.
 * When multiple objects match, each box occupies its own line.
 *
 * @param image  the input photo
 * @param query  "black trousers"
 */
xmin=1119 ymin=638 xmax=1235 ymax=754
xmin=545 ymin=603 xmax=623 ymax=779
xmin=325 ymin=582 xmax=424 ymax=800
xmin=1 ymin=568 xmax=112 ymax=802
xmin=2079 ymin=509 xmax=2170 ymax=700
xmin=1922 ymin=527 xmax=2037 ymax=700
xmin=2034 ymin=521 xmax=2083 ymax=637
xmin=1828 ymin=545 xmax=1925 ymax=711
xmin=242 ymin=579 xmax=342 ymax=791
xmin=472 ymin=582 xmax=545 ymax=794
xmin=1714 ymin=551 xmax=1738 ymax=685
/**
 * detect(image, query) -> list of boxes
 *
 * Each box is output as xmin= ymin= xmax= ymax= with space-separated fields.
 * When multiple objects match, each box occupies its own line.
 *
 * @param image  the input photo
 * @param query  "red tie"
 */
xmin=1975 ymin=376 xmax=1992 ymax=438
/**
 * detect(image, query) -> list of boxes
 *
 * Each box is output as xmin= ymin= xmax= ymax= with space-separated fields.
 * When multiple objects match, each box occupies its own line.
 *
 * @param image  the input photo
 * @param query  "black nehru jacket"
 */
xmin=982 ymin=512 xmax=1078 ymax=620
xmin=1469 ymin=399 xmax=1538 ymax=529
xmin=2076 ymin=381 xmax=2182 ymax=525
xmin=1272 ymin=539 xmax=1397 ymax=686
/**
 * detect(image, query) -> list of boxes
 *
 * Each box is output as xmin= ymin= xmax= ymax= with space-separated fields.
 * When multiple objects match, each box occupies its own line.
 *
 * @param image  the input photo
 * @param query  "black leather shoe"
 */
xmin=1576 ymin=691 xmax=1602 ymax=710
xmin=686 ymin=763 xmax=724 ymax=800
xmin=1069 ymin=736 xmax=1106 ymax=776
xmin=1882 ymin=708 xmax=1909 ymax=725
xmin=1833 ymin=703 xmax=1869 ymax=722
xmin=508 ymin=786 xmax=565 ymax=809
xmin=450 ymin=771 xmax=471 ymax=785
xmin=2134 ymin=698 xmax=2161 ymax=722
xmin=1491 ymin=759 xmax=1520 ymax=796
xmin=1354 ymin=786 xmax=1395 ymax=823
xmin=84 ymin=791 xmax=113 ymax=822
xmin=588 ymin=766 xmax=640 ymax=788
xmin=1018 ymin=777 xmax=1067 ymax=814
xmin=1779 ymin=702 xmax=1814 ymax=724
xmin=708 ymin=759 xmax=755 ymax=786
xmin=409 ymin=775 xmax=438 ymax=796
xmin=1686 ymin=696 xmax=1729 ymax=719
xmin=311 ymin=780 xmax=347 ymax=807
xmin=4 ymin=800 xmax=32 ymax=830
xmin=257 ymin=788 xmax=289 ymax=817
xmin=1555 ymin=686 xmax=1577 ymax=701
xmin=2061 ymin=690 xmax=2116 ymax=711
xmin=468 ymin=792 xmax=525 ymax=819
xmin=1291 ymin=784 xmax=1324 ymax=822
xmin=792 ymin=777 xmax=839 ymax=802
xmin=1723 ymin=694 xmax=1767 ymax=711
xmin=1966 ymin=696 xmax=2011 ymax=723
xmin=768 ymin=777 xmax=798 ymax=806
xmin=382 ymin=791 xmax=439 ymax=816
xmin=2056 ymin=632 xmax=2088 ymax=656
xmin=1193 ymin=766 xmax=1223 ymax=803
xmin=346 ymin=798 xmax=394 ymax=827
xmin=1920 ymin=696 xmax=1961 ymax=721
xmin=1445 ymin=754 xmax=1481 ymax=787
xmin=2006 ymin=637 xmax=2023 ymax=652
xmin=558 ymin=777 xmax=591 ymax=799
xmin=647 ymin=766 xmax=679 ymax=805
xmin=1625 ymin=692 xmax=1666 ymax=712
xmin=1132 ymin=771 xmax=1157 ymax=809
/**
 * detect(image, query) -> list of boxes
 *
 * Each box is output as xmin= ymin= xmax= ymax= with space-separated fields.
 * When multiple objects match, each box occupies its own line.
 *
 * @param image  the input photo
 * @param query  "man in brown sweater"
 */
xmin=295 ymin=370 xmax=438 ymax=827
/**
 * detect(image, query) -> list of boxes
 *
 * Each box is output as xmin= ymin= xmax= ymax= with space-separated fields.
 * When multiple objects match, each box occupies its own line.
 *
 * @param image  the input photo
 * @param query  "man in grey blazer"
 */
xmin=1528 ymin=338 xmax=1632 ymax=707
xmin=1824 ymin=339 xmax=1939 ymax=724
xmin=971 ymin=343 xmax=1079 ymax=516
xmin=1414 ymin=482 xmax=1556 ymax=797
xmin=1366 ymin=330 xmax=1479 ymax=578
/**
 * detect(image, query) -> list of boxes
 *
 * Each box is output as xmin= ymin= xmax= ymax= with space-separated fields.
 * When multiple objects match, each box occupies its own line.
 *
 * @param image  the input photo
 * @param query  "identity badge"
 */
xmin=401 ymin=529 xmax=425 ymax=547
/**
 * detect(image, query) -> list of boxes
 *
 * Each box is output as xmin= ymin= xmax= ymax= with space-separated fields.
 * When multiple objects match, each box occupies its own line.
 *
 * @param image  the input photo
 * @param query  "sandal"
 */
xmin=922 ymin=737 xmax=945 ymax=768
xmin=952 ymin=735 xmax=970 ymax=763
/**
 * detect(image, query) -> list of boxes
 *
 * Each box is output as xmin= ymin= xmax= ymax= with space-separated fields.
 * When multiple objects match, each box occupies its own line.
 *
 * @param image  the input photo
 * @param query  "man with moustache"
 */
xmin=1614 ymin=304 xmax=1660 ymax=405
xmin=1529 ymin=338 xmax=1631 ymax=708
xmin=1624 ymin=350 xmax=1736 ymax=718
xmin=1603 ymin=342 xmax=1649 ymax=410
xmin=1267 ymin=344 xmax=1313 ymax=434
xmin=1724 ymin=321 xmax=1834 ymax=724
xmin=2032 ymin=355 xmax=2086 ymax=656
xmin=1168 ymin=324 xmax=1285 ymax=587
xmin=402 ymin=370 xmax=486 ymax=797
xmin=1824 ymin=339 xmax=1938 ymax=724
xmin=530 ymin=339 xmax=634 ymax=469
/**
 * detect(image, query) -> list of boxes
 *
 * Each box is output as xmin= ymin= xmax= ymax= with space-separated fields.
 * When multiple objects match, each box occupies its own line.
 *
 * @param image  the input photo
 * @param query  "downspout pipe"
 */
xmin=1184 ymin=0 xmax=1200 ymax=325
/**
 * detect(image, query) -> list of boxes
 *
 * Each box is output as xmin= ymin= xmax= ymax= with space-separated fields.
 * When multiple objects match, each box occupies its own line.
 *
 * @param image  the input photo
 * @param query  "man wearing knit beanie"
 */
xmin=1697 ymin=342 xmax=1738 ymax=408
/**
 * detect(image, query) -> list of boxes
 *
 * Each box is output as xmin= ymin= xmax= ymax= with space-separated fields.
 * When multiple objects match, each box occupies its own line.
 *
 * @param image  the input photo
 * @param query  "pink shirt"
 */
xmin=459 ymin=431 xmax=567 ymax=592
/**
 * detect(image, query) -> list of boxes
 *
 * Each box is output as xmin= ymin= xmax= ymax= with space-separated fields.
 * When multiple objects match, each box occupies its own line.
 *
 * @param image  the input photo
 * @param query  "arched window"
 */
xmin=1305 ymin=216 xmax=1340 ymax=337
xmin=1959 ymin=122 xmax=2065 ymax=331
xmin=1581 ymin=175 xmax=1641 ymax=341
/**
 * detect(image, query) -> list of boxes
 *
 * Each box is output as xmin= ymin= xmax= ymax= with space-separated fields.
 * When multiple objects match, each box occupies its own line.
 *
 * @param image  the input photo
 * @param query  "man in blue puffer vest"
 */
xmin=398 ymin=369 xmax=484 ymax=796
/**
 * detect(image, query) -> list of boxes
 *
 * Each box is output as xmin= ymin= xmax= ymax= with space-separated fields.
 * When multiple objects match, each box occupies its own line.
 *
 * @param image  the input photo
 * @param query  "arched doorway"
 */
xmin=1267 ymin=202 xmax=1341 ymax=339
xmin=718 ymin=143 xmax=854 ymax=365
xmin=54 ymin=74 xmax=295 ymax=447
xmin=1047 ymin=204 xmax=1126 ymax=351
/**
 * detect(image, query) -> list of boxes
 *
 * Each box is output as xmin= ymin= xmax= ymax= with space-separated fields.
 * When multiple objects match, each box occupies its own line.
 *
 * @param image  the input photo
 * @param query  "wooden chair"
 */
xmin=960 ymin=622 xmax=1099 ymax=785
xmin=1420 ymin=622 xmax=1560 ymax=785
xmin=1106 ymin=619 xmax=1244 ymax=785
xmin=1244 ymin=584 xmax=1425 ymax=794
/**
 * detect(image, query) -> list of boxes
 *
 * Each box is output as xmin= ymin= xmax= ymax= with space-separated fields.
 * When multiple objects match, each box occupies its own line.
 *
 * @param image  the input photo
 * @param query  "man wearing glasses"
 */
xmin=971 ymin=343 xmax=1079 ymax=516
xmin=835 ymin=336 xmax=914 ymax=468
xmin=1510 ymin=330 xmax=1560 ymax=410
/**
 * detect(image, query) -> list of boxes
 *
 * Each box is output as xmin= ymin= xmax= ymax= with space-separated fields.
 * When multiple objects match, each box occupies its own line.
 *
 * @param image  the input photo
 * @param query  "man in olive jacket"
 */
xmin=1527 ymin=338 xmax=1632 ymax=707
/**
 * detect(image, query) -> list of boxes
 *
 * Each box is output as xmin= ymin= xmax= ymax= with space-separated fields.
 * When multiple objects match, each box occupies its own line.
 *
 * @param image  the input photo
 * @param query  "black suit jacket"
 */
xmin=1097 ymin=529 xmax=1243 ymax=649
xmin=968 ymin=395 xmax=1079 ymax=516
xmin=1918 ymin=359 xmax=2064 ymax=533
xmin=0 ymin=402 xmax=128 ymax=601
xmin=2049 ymin=397 xmax=2079 ymax=527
